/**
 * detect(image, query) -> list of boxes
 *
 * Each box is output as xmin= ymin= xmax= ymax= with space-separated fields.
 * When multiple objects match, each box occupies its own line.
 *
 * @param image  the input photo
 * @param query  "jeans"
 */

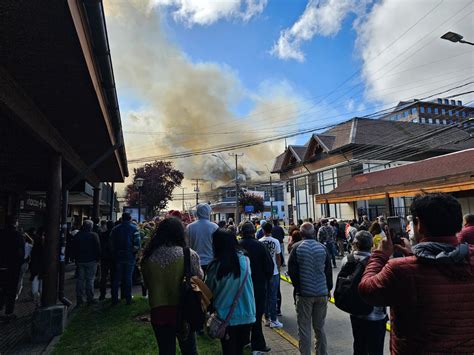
xmin=112 ymin=261 xmax=135 ymax=303
xmin=99 ymin=259 xmax=114 ymax=298
xmin=265 ymin=274 xmax=280 ymax=322
xmin=251 ymin=286 xmax=267 ymax=351
xmin=76 ymin=261 xmax=98 ymax=304
xmin=16 ymin=262 xmax=28 ymax=299
xmin=152 ymin=324 xmax=197 ymax=355
xmin=221 ymin=324 xmax=252 ymax=355
xmin=325 ymin=242 xmax=337 ymax=267
xmin=350 ymin=315 xmax=387 ymax=355
xmin=0 ymin=268 xmax=20 ymax=315
xmin=280 ymin=242 xmax=286 ymax=266
xmin=296 ymin=295 xmax=328 ymax=355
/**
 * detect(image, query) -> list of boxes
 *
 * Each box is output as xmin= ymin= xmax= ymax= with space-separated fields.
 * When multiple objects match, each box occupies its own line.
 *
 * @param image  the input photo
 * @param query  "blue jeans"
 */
xmin=325 ymin=242 xmax=337 ymax=267
xmin=265 ymin=274 xmax=280 ymax=321
xmin=112 ymin=261 xmax=135 ymax=303
xmin=76 ymin=261 xmax=98 ymax=304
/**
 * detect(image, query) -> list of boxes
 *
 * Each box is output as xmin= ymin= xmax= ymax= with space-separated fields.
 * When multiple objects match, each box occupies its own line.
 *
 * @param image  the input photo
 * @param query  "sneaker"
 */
xmin=252 ymin=346 xmax=271 ymax=354
xmin=269 ymin=320 xmax=283 ymax=329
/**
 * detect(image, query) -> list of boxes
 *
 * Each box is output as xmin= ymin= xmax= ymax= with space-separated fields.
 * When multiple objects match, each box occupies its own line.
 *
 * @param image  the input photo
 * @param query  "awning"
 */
xmin=316 ymin=149 xmax=474 ymax=204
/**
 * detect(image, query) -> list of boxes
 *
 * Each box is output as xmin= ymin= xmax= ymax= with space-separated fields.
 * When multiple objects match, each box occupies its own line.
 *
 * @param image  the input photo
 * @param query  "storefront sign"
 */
xmin=20 ymin=195 xmax=47 ymax=212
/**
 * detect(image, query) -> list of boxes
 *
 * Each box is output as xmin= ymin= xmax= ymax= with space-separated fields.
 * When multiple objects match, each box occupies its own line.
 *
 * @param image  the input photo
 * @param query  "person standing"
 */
xmin=340 ymin=231 xmax=387 ymax=355
xmin=99 ymin=221 xmax=115 ymax=300
xmin=359 ymin=193 xmax=474 ymax=353
xmin=186 ymin=204 xmax=218 ymax=273
xmin=110 ymin=212 xmax=140 ymax=305
xmin=256 ymin=220 xmax=267 ymax=240
xmin=74 ymin=220 xmax=101 ymax=306
xmin=29 ymin=227 xmax=45 ymax=306
xmin=457 ymin=213 xmax=474 ymax=244
xmin=259 ymin=222 xmax=283 ymax=329
xmin=368 ymin=222 xmax=383 ymax=250
xmin=239 ymin=221 xmax=274 ymax=353
xmin=0 ymin=216 xmax=25 ymax=320
xmin=271 ymin=219 xmax=286 ymax=267
xmin=205 ymin=229 xmax=256 ymax=355
xmin=317 ymin=219 xmax=337 ymax=268
xmin=141 ymin=217 xmax=203 ymax=355
xmin=288 ymin=222 xmax=333 ymax=355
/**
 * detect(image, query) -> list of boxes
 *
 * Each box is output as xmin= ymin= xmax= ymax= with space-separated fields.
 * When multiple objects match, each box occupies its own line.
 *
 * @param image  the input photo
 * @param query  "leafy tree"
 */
xmin=125 ymin=161 xmax=184 ymax=216
xmin=239 ymin=192 xmax=264 ymax=213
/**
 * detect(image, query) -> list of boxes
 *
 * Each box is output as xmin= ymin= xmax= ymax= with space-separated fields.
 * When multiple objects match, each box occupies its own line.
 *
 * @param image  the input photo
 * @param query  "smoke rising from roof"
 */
xmin=104 ymin=1 xmax=301 ymax=188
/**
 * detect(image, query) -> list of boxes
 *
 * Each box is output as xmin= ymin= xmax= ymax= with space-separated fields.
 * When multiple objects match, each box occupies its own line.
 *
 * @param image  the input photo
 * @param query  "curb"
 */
xmin=280 ymin=273 xmax=391 ymax=332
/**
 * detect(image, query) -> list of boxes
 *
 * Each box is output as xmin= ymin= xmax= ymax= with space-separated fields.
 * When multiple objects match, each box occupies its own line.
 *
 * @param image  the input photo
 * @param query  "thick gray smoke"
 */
xmin=104 ymin=1 xmax=301 ymax=191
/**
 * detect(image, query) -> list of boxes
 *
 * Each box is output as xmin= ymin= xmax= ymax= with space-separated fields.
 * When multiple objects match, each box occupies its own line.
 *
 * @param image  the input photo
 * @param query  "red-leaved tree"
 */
xmin=125 ymin=161 xmax=184 ymax=217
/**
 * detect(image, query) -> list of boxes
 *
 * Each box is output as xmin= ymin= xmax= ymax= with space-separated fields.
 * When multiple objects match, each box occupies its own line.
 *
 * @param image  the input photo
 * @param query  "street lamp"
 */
xmin=441 ymin=31 xmax=474 ymax=46
xmin=135 ymin=177 xmax=145 ymax=222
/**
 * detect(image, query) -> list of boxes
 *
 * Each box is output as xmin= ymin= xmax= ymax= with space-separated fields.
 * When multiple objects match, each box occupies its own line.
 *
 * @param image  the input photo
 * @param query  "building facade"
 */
xmin=272 ymin=117 xmax=474 ymax=223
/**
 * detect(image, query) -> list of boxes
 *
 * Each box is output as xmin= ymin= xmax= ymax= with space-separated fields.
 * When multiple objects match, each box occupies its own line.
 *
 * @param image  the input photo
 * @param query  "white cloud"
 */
xmin=151 ymin=0 xmax=267 ymax=26
xmin=271 ymin=0 xmax=372 ymax=61
xmin=356 ymin=0 xmax=474 ymax=104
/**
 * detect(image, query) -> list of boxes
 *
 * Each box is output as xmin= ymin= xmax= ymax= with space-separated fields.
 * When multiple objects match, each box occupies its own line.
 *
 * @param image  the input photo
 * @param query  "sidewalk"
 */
xmin=0 ymin=265 xmax=76 ymax=354
xmin=262 ymin=326 xmax=299 ymax=354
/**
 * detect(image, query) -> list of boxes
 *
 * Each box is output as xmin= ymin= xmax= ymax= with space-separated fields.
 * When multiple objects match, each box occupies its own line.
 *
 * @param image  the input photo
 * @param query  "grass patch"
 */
xmin=52 ymin=298 xmax=223 ymax=355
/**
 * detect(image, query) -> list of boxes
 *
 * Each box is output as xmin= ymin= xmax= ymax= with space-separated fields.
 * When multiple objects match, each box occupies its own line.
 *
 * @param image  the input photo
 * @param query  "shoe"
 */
xmin=264 ymin=318 xmax=271 ymax=327
xmin=269 ymin=320 xmax=283 ymax=329
xmin=252 ymin=346 xmax=271 ymax=354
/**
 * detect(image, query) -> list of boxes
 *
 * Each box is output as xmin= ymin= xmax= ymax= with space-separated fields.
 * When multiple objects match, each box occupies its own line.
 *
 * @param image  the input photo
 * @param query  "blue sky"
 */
xmin=105 ymin=0 xmax=474 ymax=194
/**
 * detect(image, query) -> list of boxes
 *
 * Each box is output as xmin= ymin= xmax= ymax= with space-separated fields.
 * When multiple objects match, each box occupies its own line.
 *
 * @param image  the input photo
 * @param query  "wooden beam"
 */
xmin=67 ymin=0 xmax=125 ymax=180
xmin=0 ymin=66 xmax=100 ymax=187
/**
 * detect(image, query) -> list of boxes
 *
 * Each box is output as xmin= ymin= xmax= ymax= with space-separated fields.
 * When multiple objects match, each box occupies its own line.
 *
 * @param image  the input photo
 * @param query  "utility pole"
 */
xmin=229 ymin=153 xmax=244 ymax=225
xmin=180 ymin=187 xmax=186 ymax=212
xmin=191 ymin=178 xmax=204 ymax=206
xmin=269 ymin=175 xmax=273 ymax=220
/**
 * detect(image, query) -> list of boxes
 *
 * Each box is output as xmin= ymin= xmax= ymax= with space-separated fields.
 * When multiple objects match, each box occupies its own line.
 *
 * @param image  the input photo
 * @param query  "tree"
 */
xmin=125 ymin=161 xmax=184 ymax=216
xmin=239 ymin=192 xmax=264 ymax=213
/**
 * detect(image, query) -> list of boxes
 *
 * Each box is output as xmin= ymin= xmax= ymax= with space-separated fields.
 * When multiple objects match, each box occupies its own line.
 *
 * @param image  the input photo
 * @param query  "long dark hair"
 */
xmin=210 ymin=229 xmax=242 ymax=280
xmin=143 ymin=217 xmax=185 ymax=259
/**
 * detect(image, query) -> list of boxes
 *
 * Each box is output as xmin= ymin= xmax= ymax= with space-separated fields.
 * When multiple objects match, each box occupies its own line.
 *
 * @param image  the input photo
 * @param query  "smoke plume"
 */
xmin=104 ymin=0 xmax=301 ymax=193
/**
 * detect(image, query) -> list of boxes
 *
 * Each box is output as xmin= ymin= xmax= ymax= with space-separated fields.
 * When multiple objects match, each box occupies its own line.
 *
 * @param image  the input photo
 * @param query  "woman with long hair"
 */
xmin=141 ymin=217 xmax=203 ymax=355
xmin=368 ymin=222 xmax=383 ymax=250
xmin=205 ymin=229 xmax=256 ymax=355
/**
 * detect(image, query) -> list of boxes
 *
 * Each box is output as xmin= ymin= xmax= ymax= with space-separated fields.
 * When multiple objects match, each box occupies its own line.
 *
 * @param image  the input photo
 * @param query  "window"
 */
xmin=434 ymin=108 xmax=439 ymax=114
xmin=281 ymin=205 xmax=284 ymax=212
xmin=435 ymin=119 xmax=440 ymax=124
xmin=427 ymin=107 xmax=432 ymax=113
xmin=317 ymin=169 xmax=337 ymax=194
xmin=428 ymin=118 xmax=433 ymax=124
xmin=308 ymin=174 xmax=318 ymax=195
xmin=449 ymin=110 xmax=453 ymax=116
xmin=455 ymin=111 xmax=459 ymax=117
xmin=412 ymin=118 xmax=418 ymax=123
xmin=420 ymin=106 xmax=425 ymax=113
xmin=397 ymin=113 xmax=401 ymax=120
xmin=437 ymin=98 xmax=443 ymax=104
xmin=441 ymin=109 xmax=446 ymax=115
xmin=444 ymin=99 xmax=449 ymax=104
xmin=411 ymin=107 xmax=417 ymax=115
xmin=403 ymin=111 xmax=409 ymax=118
xmin=351 ymin=164 xmax=364 ymax=176
xmin=442 ymin=119 xmax=447 ymax=125
xmin=462 ymin=112 xmax=466 ymax=118
xmin=420 ymin=117 xmax=425 ymax=123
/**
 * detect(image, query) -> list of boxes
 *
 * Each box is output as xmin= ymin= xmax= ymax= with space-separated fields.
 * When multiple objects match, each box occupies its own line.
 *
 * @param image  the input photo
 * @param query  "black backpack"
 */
xmin=179 ymin=247 xmax=206 ymax=333
xmin=334 ymin=254 xmax=373 ymax=316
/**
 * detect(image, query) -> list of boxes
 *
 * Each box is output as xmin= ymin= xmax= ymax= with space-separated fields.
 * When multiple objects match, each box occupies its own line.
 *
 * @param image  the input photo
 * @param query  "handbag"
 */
xmin=207 ymin=257 xmax=250 ymax=339
xmin=180 ymin=247 xmax=213 ymax=333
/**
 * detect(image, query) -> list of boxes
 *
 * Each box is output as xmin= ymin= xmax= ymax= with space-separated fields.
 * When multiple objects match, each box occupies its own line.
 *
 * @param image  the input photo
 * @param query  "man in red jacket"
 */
xmin=359 ymin=193 xmax=474 ymax=354
xmin=458 ymin=213 xmax=474 ymax=244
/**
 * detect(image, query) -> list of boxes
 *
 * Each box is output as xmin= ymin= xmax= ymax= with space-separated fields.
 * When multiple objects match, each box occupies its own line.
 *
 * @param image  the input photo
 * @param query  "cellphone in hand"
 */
xmin=387 ymin=216 xmax=404 ymax=245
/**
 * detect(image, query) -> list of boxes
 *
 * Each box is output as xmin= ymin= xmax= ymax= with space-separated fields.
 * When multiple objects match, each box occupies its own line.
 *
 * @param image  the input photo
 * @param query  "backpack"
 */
xmin=179 ymin=247 xmax=212 ymax=334
xmin=334 ymin=254 xmax=373 ymax=316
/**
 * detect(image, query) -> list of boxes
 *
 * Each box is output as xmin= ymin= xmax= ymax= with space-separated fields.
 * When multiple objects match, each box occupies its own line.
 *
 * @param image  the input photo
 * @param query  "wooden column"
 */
xmin=92 ymin=187 xmax=101 ymax=220
xmin=42 ymin=154 xmax=62 ymax=307
xmin=385 ymin=192 xmax=394 ymax=216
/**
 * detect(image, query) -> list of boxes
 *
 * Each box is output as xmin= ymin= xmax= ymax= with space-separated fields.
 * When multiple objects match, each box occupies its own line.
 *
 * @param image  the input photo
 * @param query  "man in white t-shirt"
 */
xmin=259 ymin=222 xmax=283 ymax=329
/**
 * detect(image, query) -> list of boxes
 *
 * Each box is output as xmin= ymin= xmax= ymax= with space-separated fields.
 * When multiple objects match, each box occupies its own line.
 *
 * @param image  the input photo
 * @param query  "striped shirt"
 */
xmin=295 ymin=239 xmax=329 ymax=297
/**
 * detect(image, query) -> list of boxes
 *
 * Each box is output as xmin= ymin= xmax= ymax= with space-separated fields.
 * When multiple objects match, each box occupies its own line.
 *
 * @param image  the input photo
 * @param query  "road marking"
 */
xmin=280 ymin=273 xmax=391 ymax=332
xmin=272 ymin=327 xmax=300 ymax=349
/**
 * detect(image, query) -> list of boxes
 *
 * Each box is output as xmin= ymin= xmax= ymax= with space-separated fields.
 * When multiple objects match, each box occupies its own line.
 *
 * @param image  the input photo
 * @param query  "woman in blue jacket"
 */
xmin=205 ymin=229 xmax=256 ymax=355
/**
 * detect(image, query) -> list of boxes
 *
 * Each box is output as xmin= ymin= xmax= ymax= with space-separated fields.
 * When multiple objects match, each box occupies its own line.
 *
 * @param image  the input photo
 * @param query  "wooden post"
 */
xmin=42 ymin=154 xmax=62 ymax=307
xmin=92 ymin=187 xmax=101 ymax=220
xmin=385 ymin=192 xmax=394 ymax=216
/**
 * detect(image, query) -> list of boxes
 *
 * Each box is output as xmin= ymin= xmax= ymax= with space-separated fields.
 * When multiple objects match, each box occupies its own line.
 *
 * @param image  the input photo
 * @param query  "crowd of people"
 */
xmin=1 ymin=192 xmax=474 ymax=355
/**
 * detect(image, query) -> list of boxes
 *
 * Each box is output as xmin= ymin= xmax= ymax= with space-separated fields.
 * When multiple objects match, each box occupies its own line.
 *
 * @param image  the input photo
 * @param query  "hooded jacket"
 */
xmin=186 ymin=204 xmax=218 ymax=266
xmin=359 ymin=236 xmax=474 ymax=354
